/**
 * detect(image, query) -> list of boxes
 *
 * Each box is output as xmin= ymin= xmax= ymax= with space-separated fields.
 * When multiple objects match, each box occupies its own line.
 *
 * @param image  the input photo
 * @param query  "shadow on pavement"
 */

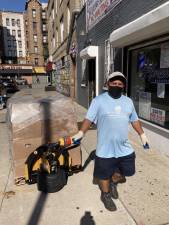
xmin=39 ymin=99 xmax=52 ymax=143
xmin=82 ymin=150 xmax=95 ymax=171
xmin=80 ymin=211 xmax=96 ymax=225
xmin=26 ymin=99 xmax=51 ymax=225
xmin=26 ymin=192 xmax=48 ymax=225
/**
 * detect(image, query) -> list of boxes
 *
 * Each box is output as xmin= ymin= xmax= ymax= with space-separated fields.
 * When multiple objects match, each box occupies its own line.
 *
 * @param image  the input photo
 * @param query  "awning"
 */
xmin=80 ymin=46 xmax=98 ymax=59
xmin=0 ymin=69 xmax=32 ymax=74
xmin=110 ymin=2 xmax=169 ymax=47
xmin=33 ymin=67 xmax=46 ymax=74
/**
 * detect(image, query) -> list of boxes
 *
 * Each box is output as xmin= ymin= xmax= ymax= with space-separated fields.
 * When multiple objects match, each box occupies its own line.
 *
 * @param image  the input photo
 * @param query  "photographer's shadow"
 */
xmin=80 ymin=211 xmax=96 ymax=225
xmin=82 ymin=150 xmax=95 ymax=171
xmin=82 ymin=150 xmax=98 ymax=185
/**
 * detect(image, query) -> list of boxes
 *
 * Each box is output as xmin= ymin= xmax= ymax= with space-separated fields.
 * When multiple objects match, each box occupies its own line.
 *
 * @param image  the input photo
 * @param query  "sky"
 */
xmin=0 ymin=0 xmax=48 ymax=12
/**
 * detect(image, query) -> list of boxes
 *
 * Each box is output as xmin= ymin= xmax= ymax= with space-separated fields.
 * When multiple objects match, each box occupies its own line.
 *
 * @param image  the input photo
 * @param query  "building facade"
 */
xmin=47 ymin=0 xmax=81 ymax=97
xmin=0 ymin=13 xmax=5 ymax=64
xmin=0 ymin=11 xmax=26 ymax=65
xmin=25 ymin=0 xmax=48 ymax=68
xmin=76 ymin=0 xmax=169 ymax=155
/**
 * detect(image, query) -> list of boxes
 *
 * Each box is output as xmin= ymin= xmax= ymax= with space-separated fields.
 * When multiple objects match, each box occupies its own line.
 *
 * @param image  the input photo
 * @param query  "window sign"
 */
xmin=81 ymin=59 xmax=87 ymax=87
xmin=160 ymin=42 xmax=169 ymax=68
xmin=157 ymin=83 xmax=165 ymax=98
xmin=150 ymin=107 xmax=165 ymax=126
xmin=139 ymin=91 xmax=151 ymax=120
xmin=86 ymin=0 xmax=122 ymax=31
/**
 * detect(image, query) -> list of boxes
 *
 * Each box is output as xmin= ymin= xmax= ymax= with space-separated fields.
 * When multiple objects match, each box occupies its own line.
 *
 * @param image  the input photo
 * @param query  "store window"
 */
xmin=129 ymin=40 xmax=169 ymax=130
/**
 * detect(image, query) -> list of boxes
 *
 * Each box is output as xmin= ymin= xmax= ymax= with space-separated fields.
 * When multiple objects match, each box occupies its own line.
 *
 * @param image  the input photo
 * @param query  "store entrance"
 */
xmin=88 ymin=58 xmax=96 ymax=106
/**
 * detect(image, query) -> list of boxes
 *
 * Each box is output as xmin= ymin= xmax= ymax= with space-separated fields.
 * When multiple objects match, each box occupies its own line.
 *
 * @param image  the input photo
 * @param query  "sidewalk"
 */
xmin=0 ymin=87 xmax=169 ymax=225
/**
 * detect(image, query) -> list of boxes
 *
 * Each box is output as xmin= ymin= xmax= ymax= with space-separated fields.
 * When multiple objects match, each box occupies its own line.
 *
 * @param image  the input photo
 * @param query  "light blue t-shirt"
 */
xmin=86 ymin=92 xmax=138 ymax=158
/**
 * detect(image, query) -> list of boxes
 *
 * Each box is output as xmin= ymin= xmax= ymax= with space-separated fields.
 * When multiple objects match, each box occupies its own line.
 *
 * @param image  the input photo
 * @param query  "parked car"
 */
xmin=15 ymin=78 xmax=27 ymax=85
xmin=0 ymin=95 xmax=7 ymax=110
xmin=0 ymin=78 xmax=19 ymax=93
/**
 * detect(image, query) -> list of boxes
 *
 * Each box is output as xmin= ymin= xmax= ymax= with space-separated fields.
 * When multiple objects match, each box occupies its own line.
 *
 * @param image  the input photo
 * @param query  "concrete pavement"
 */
xmin=0 ymin=87 xmax=169 ymax=225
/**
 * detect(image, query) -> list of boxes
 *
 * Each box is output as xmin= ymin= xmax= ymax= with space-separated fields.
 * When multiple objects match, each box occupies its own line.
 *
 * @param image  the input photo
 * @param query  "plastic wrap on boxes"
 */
xmin=7 ymin=93 xmax=81 ymax=184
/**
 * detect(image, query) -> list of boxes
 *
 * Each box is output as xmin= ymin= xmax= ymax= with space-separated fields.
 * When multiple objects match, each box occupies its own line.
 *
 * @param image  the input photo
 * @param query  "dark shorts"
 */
xmin=94 ymin=152 xmax=136 ymax=180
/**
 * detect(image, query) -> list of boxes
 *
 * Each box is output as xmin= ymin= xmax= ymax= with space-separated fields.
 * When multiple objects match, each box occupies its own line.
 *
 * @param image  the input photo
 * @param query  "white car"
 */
xmin=15 ymin=78 xmax=27 ymax=85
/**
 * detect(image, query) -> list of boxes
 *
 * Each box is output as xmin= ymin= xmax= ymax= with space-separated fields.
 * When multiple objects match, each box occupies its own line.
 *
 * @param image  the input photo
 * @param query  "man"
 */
xmin=72 ymin=71 xmax=149 ymax=211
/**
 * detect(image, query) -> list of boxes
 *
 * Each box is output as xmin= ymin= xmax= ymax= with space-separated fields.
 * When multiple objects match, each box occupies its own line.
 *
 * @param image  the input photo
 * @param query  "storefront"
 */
xmin=0 ymin=64 xmax=33 ymax=84
xmin=32 ymin=66 xmax=47 ymax=84
xmin=110 ymin=1 xmax=169 ymax=154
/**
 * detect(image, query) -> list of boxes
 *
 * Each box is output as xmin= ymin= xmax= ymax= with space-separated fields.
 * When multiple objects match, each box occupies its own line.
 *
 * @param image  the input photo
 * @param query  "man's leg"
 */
xmin=110 ymin=172 xmax=120 ymax=199
xmin=99 ymin=179 xmax=110 ymax=192
xmin=99 ymin=179 xmax=116 ymax=211
xmin=110 ymin=152 xmax=136 ymax=199
xmin=94 ymin=156 xmax=117 ymax=211
xmin=111 ymin=172 xmax=126 ymax=184
xmin=110 ymin=170 xmax=126 ymax=199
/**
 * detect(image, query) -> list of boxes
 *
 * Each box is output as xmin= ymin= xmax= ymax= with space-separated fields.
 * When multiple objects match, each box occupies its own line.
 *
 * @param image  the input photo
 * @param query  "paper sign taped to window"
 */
xmin=160 ymin=42 xmax=169 ymax=68
xmin=139 ymin=91 xmax=151 ymax=120
xmin=150 ymin=107 xmax=165 ymax=125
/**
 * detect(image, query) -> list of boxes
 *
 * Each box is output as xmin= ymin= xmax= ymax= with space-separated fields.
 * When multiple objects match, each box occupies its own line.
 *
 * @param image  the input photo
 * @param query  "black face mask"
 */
xmin=108 ymin=86 xmax=123 ymax=99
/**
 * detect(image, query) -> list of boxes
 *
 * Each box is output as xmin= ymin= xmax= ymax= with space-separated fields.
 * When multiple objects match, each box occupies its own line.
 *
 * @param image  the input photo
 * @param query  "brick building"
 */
xmin=25 ymin=0 xmax=48 ymax=69
xmin=0 ymin=13 xmax=4 ymax=64
xmin=47 ymin=0 xmax=81 ymax=97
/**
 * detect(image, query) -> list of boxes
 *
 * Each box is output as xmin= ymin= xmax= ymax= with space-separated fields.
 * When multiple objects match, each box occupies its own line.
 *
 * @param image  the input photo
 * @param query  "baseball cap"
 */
xmin=107 ymin=71 xmax=126 ymax=84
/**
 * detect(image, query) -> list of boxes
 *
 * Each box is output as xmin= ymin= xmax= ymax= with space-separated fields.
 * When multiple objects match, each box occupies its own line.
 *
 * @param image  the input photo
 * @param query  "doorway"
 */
xmin=88 ymin=58 xmax=96 ymax=106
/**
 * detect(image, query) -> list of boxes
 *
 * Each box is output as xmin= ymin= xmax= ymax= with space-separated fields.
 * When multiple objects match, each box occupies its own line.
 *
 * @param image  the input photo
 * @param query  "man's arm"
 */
xmin=80 ymin=119 xmax=92 ymax=134
xmin=72 ymin=119 xmax=92 ymax=142
xmin=131 ymin=120 xmax=144 ymax=135
xmin=131 ymin=120 xmax=150 ymax=149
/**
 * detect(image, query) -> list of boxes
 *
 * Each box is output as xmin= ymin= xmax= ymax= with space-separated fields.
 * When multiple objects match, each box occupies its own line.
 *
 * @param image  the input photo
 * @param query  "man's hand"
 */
xmin=140 ymin=133 xmax=150 ymax=149
xmin=72 ymin=130 xmax=84 ymax=144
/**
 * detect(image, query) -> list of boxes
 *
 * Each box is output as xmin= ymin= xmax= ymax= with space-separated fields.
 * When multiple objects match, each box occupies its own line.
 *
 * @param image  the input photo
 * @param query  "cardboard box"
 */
xmin=12 ymin=137 xmax=42 ymax=161
xmin=7 ymin=93 xmax=81 ymax=184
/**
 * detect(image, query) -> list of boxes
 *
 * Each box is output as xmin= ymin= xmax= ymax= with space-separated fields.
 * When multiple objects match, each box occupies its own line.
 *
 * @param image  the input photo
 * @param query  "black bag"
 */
xmin=37 ymin=168 xmax=68 ymax=193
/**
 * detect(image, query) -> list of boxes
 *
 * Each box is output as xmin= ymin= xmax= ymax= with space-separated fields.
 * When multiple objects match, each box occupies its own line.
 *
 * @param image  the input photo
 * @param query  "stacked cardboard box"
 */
xmin=7 ymin=92 xmax=81 ymax=184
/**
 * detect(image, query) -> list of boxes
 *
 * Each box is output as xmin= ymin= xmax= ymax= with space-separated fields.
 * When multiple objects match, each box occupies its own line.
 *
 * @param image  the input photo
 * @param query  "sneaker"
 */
xmin=110 ymin=182 xmax=119 ymax=199
xmin=101 ymin=192 xmax=117 ymax=211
